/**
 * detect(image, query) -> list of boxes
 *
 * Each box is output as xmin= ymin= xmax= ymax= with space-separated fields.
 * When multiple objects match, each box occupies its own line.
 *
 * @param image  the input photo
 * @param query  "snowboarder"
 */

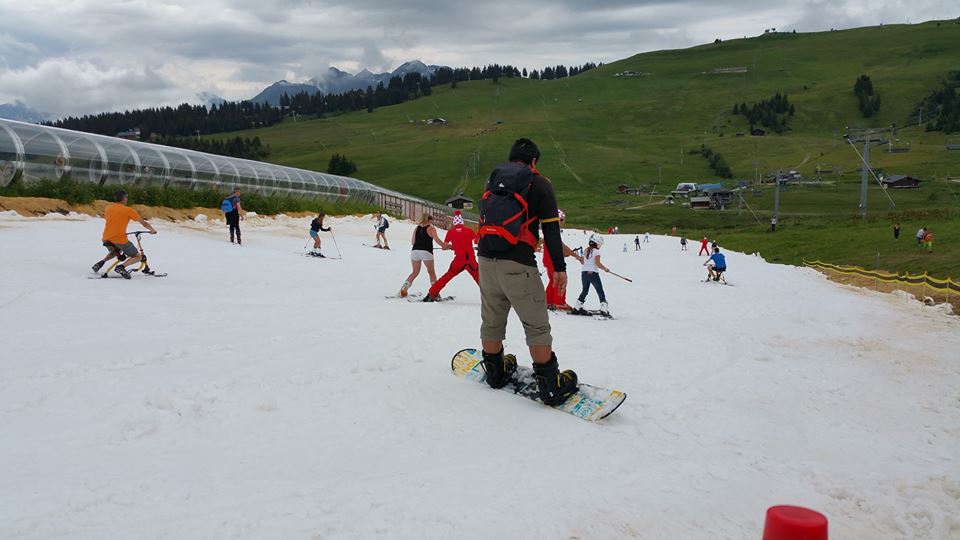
xmin=221 ymin=187 xmax=243 ymax=245
xmin=92 ymin=189 xmax=157 ymax=278
xmin=374 ymin=212 xmax=390 ymax=249
xmin=543 ymin=209 xmax=583 ymax=312
xmin=425 ymin=211 xmax=476 ymax=301
xmin=477 ymin=137 xmax=578 ymax=406
xmin=308 ymin=213 xmax=331 ymax=256
xmin=398 ymin=213 xmax=450 ymax=297
xmin=680 ymin=236 xmax=688 ymax=251
xmin=698 ymin=236 xmax=710 ymax=256
xmin=704 ymin=246 xmax=727 ymax=283
xmin=572 ymin=233 xmax=611 ymax=317
xmin=634 ymin=235 xmax=640 ymax=251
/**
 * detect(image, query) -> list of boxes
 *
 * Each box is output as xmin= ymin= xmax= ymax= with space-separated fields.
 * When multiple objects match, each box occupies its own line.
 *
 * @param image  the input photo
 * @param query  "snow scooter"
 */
xmin=94 ymin=230 xmax=167 ymax=279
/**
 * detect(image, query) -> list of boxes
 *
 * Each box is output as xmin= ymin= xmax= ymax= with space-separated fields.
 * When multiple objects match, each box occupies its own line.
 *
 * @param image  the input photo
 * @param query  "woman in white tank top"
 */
xmin=573 ymin=233 xmax=611 ymax=316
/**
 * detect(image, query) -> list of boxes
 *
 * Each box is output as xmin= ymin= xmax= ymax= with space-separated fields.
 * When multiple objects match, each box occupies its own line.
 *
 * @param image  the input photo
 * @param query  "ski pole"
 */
xmin=330 ymin=230 xmax=343 ymax=259
xmin=607 ymin=270 xmax=633 ymax=283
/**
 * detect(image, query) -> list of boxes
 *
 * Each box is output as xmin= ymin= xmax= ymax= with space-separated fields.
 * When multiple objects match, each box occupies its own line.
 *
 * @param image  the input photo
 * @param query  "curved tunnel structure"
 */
xmin=0 ymin=118 xmax=454 ymax=224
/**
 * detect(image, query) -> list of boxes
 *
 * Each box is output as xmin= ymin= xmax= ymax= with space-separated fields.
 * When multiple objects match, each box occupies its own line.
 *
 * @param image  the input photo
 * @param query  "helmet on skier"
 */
xmin=588 ymin=232 xmax=604 ymax=246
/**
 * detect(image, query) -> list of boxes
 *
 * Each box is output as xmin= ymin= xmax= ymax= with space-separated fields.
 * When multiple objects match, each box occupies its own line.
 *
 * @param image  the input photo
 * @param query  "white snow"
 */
xmin=1 ymin=213 xmax=958 ymax=539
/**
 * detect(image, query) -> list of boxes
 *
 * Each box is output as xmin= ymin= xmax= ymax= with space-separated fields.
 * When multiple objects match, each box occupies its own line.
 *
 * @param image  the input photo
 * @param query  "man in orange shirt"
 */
xmin=92 ymin=190 xmax=156 ymax=278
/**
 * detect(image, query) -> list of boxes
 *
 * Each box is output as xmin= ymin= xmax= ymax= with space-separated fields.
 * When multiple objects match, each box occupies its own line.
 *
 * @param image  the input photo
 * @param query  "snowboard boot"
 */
xmin=92 ymin=261 xmax=104 ymax=273
xmin=398 ymin=280 xmax=411 ymax=298
xmin=480 ymin=349 xmax=517 ymax=389
xmin=532 ymin=354 xmax=578 ymax=406
xmin=115 ymin=265 xmax=132 ymax=279
xmin=599 ymin=302 xmax=611 ymax=318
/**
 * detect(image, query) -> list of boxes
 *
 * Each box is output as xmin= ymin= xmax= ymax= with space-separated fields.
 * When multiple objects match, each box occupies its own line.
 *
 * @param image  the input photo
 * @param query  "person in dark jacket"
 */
xmin=308 ymin=213 xmax=331 ymax=256
xmin=476 ymin=138 xmax=578 ymax=406
xmin=223 ymin=188 xmax=243 ymax=245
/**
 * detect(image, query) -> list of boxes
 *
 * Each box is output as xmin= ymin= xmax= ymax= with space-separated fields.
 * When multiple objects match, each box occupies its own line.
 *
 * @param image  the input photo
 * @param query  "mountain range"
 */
xmin=0 ymin=100 xmax=51 ymax=123
xmin=250 ymin=60 xmax=442 ymax=106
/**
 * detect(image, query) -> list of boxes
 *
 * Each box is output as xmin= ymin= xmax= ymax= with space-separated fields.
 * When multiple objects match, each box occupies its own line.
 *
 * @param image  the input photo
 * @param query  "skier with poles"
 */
xmin=307 ymin=213 xmax=332 ymax=257
xmin=91 ymin=189 xmax=157 ymax=279
xmin=424 ymin=210 xmax=476 ymax=302
xmin=572 ymin=233 xmax=612 ymax=318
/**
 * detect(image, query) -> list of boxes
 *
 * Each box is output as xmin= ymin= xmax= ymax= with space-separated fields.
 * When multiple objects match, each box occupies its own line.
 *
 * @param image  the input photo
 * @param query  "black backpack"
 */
xmin=478 ymin=163 xmax=538 ymax=252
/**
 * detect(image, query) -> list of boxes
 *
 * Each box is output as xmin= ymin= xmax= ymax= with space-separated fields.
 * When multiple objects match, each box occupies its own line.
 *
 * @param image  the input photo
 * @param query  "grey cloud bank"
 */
xmin=0 ymin=0 xmax=955 ymax=118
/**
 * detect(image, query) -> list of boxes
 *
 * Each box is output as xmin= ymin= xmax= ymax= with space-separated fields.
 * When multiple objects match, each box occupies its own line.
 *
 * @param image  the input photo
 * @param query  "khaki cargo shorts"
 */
xmin=478 ymin=256 xmax=552 ymax=346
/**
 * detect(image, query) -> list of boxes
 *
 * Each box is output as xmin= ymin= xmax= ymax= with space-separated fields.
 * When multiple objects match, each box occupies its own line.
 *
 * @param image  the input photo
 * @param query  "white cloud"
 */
xmin=0 ymin=0 xmax=955 ymax=118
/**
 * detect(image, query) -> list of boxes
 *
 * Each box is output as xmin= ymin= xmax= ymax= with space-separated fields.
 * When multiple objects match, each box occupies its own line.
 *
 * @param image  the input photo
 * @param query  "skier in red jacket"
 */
xmin=425 ymin=211 xmax=478 ymax=301
xmin=698 ymin=236 xmax=710 ymax=256
xmin=544 ymin=209 xmax=584 ymax=311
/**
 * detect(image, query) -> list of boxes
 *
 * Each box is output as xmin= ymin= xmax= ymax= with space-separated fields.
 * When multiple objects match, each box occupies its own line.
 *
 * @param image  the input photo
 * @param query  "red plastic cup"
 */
xmin=762 ymin=505 xmax=828 ymax=540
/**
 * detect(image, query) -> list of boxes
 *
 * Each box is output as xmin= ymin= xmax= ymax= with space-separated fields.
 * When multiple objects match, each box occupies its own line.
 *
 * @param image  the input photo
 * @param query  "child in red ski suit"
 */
xmin=543 ymin=210 xmax=583 ymax=311
xmin=426 ymin=211 xmax=478 ymax=301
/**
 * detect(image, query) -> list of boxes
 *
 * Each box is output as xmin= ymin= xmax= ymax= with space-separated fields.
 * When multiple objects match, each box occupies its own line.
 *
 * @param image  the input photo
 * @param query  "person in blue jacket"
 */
xmin=704 ymin=246 xmax=727 ymax=282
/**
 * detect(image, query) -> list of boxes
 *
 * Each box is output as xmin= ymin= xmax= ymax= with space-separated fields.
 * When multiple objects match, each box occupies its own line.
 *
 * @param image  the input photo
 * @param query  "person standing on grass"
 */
xmin=893 ymin=222 xmax=901 ymax=240
xmin=477 ymin=138 xmax=578 ymax=406
xmin=92 ymin=190 xmax=157 ymax=278
xmin=923 ymin=228 xmax=934 ymax=253
xmin=699 ymin=236 xmax=710 ymax=256
xmin=397 ymin=213 xmax=449 ymax=297
xmin=308 ymin=213 xmax=331 ymax=256
xmin=222 ymin=188 xmax=243 ymax=245
xmin=424 ymin=211 xmax=477 ymax=302
xmin=374 ymin=212 xmax=390 ymax=249
xmin=916 ymin=226 xmax=926 ymax=246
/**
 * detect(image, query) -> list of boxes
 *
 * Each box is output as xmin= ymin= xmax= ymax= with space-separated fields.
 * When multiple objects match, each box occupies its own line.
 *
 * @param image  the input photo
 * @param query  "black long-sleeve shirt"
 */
xmin=477 ymin=163 xmax=566 ymax=272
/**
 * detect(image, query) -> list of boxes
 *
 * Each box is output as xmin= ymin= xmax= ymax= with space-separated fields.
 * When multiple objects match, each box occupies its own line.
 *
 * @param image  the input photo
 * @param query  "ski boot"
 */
xmin=480 ymin=349 xmax=517 ymax=389
xmin=423 ymin=293 xmax=440 ymax=302
xmin=398 ymin=280 xmax=411 ymax=298
xmin=92 ymin=261 xmax=104 ymax=273
xmin=599 ymin=302 xmax=611 ymax=318
xmin=570 ymin=300 xmax=589 ymax=316
xmin=114 ymin=265 xmax=132 ymax=280
xmin=532 ymin=354 xmax=578 ymax=406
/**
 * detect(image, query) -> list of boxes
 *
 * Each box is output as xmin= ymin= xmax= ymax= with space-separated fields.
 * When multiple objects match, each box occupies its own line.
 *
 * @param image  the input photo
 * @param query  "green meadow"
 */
xmin=213 ymin=20 xmax=960 ymax=276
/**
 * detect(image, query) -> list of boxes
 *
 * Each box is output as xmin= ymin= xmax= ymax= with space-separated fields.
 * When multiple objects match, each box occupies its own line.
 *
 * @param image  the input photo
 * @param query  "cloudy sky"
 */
xmin=0 ymin=0 xmax=955 ymax=118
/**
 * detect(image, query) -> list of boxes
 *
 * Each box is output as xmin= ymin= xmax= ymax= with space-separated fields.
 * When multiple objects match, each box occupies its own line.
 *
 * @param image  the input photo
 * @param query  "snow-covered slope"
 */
xmin=1 ymin=212 xmax=958 ymax=539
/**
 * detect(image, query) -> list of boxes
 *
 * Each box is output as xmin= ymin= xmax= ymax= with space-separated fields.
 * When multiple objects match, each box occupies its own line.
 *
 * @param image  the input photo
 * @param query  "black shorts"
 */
xmin=713 ymin=267 xmax=726 ymax=274
xmin=104 ymin=241 xmax=138 ymax=257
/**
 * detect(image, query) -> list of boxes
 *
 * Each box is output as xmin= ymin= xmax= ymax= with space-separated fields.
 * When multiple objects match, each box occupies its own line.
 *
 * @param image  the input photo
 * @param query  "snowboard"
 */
xmin=451 ymin=348 xmax=626 ymax=421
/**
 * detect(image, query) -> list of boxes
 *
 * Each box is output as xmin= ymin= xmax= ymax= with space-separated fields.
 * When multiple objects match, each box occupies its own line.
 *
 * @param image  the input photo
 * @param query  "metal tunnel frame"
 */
xmin=0 ymin=118 xmax=454 ymax=225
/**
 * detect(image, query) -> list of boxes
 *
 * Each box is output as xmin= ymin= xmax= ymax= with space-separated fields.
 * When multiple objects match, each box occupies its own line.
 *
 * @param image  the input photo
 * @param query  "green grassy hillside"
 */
xmin=213 ymin=20 xmax=960 ymax=276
